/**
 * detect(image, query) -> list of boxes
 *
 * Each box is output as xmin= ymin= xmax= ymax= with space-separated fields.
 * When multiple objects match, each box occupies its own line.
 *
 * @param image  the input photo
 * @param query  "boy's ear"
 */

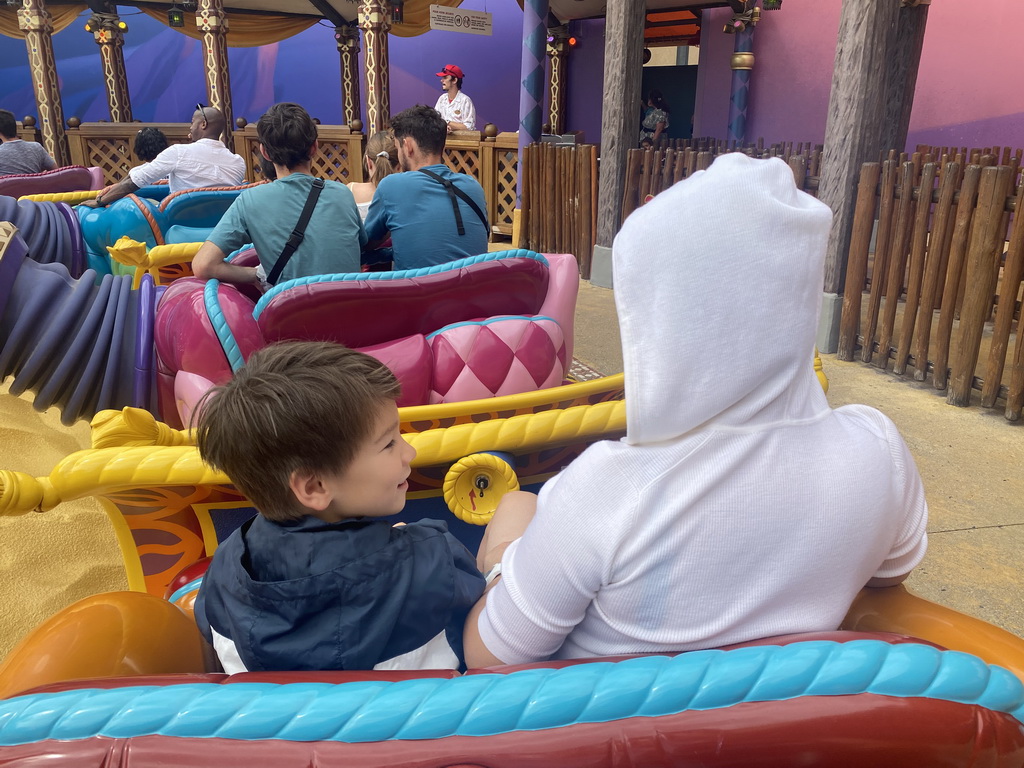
xmin=288 ymin=468 xmax=332 ymax=511
xmin=259 ymin=143 xmax=271 ymax=161
xmin=308 ymin=141 xmax=318 ymax=160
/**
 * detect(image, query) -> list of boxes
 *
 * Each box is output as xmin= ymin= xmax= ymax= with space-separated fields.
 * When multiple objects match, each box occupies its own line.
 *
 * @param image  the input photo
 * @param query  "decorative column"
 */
xmin=17 ymin=0 xmax=69 ymax=166
xmin=86 ymin=10 xmax=133 ymax=123
xmin=335 ymin=23 xmax=362 ymax=130
xmin=545 ymin=25 xmax=568 ymax=136
xmin=517 ymin=0 xmax=549 ymax=200
xmin=358 ymin=0 xmax=391 ymax=134
xmin=725 ymin=5 xmax=760 ymax=146
xmin=196 ymin=0 xmax=234 ymax=148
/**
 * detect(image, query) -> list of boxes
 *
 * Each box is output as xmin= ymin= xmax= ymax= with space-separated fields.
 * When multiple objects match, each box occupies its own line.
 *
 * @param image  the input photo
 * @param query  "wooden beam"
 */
xmin=307 ymin=0 xmax=347 ymax=27
xmin=595 ymin=0 xmax=645 ymax=248
xmin=880 ymin=2 xmax=929 ymax=155
xmin=818 ymin=0 xmax=901 ymax=324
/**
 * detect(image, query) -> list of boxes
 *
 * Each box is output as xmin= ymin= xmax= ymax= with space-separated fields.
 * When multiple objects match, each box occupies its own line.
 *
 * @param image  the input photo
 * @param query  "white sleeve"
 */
xmin=461 ymin=95 xmax=476 ymax=130
xmin=873 ymin=418 xmax=928 ymax=579
xmin=476 ymin=446 xmax=632 ymax=664
xmin=433 ymin=94 xmax=447 ymax=120
xmin=129 ymin=144 xmax=180 ymax=188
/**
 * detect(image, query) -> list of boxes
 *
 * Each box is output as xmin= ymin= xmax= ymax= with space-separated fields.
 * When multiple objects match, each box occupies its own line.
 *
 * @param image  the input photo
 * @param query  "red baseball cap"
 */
xmin=436 ymin=64 xmax=465 ymax=79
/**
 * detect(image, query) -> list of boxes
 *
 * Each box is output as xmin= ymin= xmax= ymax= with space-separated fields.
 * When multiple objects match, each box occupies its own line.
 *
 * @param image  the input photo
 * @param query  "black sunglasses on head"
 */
xmin=196 ymin=103 xmax=208 ymax=123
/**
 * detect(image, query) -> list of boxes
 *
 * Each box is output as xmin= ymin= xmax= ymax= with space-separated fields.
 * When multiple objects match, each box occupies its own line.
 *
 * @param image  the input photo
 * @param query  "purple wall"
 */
xmin=694 ymin=0 xmax=1024 ymax=152
xmin=562 ymin=19 xmax=605 ymax=145
xmin=3 ymin=0 xmax=1021 ymax=152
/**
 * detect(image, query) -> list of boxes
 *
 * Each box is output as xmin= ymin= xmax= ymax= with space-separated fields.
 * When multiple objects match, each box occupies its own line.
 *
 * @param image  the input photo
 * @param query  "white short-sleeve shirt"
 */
xmin=434 ymin=91 xmax=477 ymax=131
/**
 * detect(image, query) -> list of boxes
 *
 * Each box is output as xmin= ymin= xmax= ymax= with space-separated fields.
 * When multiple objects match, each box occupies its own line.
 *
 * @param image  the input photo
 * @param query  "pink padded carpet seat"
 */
xmin=254 ymin=254 xmax=551 ymax=349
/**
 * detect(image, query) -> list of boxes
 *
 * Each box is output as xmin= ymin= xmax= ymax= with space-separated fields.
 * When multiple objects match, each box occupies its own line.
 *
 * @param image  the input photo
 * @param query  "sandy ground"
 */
xmin=0 ymin=384 xmax=127 ymax=659
xmin=0 ymin=278 xmax=1022 ymax=660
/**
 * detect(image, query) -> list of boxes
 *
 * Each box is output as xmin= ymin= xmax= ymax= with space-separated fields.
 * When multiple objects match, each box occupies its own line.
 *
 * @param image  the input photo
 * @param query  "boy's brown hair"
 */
xmin=194 ymin=342 xmax=401 ymax=522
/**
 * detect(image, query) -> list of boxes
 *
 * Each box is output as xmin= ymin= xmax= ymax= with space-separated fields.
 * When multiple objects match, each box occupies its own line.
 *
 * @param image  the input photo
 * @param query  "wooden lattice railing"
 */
xmin=62 ymin=123 xmax=519 ymax=239
xmin=65 ymin=123 xmax=192 ymax=185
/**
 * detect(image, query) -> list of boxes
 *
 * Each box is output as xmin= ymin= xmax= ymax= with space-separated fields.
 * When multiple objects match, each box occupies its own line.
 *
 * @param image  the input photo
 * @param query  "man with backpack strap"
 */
xmin=194 ymin=102 xmax=365 ymax=287
xmin=364 ymin=105 xmax=488 ymax=271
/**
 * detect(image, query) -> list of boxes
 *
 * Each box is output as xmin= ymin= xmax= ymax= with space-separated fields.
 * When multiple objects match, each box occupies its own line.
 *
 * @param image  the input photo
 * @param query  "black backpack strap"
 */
xmin=418 ymin=167 xmax=488 ymax=236
xmin=266 ymin=177 xmax=326 ymax=286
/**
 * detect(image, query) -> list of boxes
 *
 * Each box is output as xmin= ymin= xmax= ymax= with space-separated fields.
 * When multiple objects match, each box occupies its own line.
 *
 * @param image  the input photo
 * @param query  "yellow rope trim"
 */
xmin=3 ymin=401 xmax=626 ymax=514
xmin=146 ymin=242 xmax=203 ymax=267
xmin=19 ymin=190 xmax=99 ymax=204
xmin=92 ymin=376 xmax=627 ymax=449
xmin=814 ymin=348 xmax=829 ymax=394
xmin=399 ymin=373 xmax=624 ymax=423
xmin=443 ymin=453 xmax=520 ymax=526
xmin=92 ymin=408 xmax=194 ymax=450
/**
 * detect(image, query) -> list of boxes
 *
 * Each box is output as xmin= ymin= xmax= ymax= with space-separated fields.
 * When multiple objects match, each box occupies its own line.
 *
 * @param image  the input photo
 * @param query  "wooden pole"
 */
xmin=358 ymin=0 xmax=391 ymax=134
xmin=817 ymin=0 xmax=901 ymax=352
xmin=881 ymin=2 xmax=929 ymax=153
xmin=947 ymin=166 xmax=1014 ymax=407
xmin=17 ymin=0 xmax=69 ymax=165
xmin=594 ymin=0 xmax=645 ymax=248
xmin=197 ymin=0 xmax=234 ymax=149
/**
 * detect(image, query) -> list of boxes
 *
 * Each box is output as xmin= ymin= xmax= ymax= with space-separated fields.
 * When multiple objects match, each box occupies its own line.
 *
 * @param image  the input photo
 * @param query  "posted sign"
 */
xmin=429 ymin=5 xmax=492 ymax=36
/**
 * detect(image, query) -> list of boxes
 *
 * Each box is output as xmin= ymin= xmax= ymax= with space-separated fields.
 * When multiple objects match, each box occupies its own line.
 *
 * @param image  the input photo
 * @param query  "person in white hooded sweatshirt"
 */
xmin=463 ymin=153 xmax=929 ymax=668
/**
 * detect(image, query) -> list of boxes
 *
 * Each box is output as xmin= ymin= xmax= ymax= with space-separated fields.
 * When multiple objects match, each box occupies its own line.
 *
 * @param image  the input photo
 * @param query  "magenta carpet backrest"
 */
xmin=0 ymin=166 xmax=100 ymax=197
xmin=257 ymin=256 xmax=551 ymax=348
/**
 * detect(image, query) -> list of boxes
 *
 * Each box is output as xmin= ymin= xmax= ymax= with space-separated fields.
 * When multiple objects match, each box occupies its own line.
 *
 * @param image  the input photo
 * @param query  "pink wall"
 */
xmin=694 ymin=0 xmax=1024 ymax=152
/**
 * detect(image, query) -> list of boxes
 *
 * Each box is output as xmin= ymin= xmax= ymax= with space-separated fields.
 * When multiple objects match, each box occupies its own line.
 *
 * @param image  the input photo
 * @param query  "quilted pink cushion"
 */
xmin=428 ymin=316 xmax=567 ymax=403
xmin=357 ymin=335 xmax=432 ymax=407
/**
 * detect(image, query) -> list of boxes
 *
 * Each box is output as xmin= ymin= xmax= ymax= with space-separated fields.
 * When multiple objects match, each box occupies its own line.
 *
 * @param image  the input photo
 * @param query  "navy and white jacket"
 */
xmin=195 ymin=515 xmax=485 ymax=673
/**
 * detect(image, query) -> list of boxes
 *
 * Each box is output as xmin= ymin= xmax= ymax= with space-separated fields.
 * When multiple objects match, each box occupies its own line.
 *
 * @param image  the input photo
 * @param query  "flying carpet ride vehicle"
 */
xmin=3 ymin=180 xmax=1016 ymax=766
xmin=0 ymin=359 xmax=1023 ymax=766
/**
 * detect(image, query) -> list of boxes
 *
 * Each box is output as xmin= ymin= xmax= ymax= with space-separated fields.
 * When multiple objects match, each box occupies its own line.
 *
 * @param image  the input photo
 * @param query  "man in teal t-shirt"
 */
xmin=194 ymin=103 xmax=365 ymax=287
xmin=364 ymin=105 xmax=487 ymax=271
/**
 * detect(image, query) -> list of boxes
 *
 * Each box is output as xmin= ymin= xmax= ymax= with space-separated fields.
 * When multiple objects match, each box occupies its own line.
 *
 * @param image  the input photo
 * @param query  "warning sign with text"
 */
xmin=429 ymin=5 xmax=492 ymax=36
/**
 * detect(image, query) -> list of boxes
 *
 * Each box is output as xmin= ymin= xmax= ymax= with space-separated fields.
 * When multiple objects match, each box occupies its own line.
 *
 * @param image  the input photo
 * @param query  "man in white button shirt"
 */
xmin=433 ymin=64 xmax=476 ymax=132
xmin=81 ymin=105 xmax=245 ymax=208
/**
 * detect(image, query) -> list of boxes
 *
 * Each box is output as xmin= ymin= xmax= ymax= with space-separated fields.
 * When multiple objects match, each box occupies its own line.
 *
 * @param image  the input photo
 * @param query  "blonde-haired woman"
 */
xmin=348 ymin=131 xmax=398 ymax=220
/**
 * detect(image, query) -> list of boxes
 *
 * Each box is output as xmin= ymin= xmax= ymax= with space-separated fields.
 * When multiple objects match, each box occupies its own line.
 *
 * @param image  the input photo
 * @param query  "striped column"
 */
xmin=335 ymin=23 xmax=362 ymax=130
xmin=87 ymin=11 xmax=133 ymax=123
xmin=17 ymin=0 xmax=69 ymax=165
xmin=546 ymin=26 xmax=568 ymax=136
xmin=197 ymin=0 xmax=234 ymax=148
xmin=727 ymin=26 xmax=755 ymax=145
xmin=359 ymin=0 xmax=391 ymax=134
xmin=517 ymin=0 xmax=549 ymax=199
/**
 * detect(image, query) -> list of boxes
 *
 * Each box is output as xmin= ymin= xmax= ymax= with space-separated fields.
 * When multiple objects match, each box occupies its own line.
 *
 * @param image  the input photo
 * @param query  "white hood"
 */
xmin=613 ymin=153 xmax=834 ymax=444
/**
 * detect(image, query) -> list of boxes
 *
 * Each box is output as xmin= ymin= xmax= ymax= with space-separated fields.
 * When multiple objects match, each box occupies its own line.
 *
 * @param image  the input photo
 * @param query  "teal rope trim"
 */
xmin=167 ymin=576 xmax=204 ymax=605
xmin=203 ymin=279 xmax=245 ymax=373
xmin=252 ymin=250 xmax=549 ymax=320
xmin=1 ymin=641 xmax=1022 ymax=746
xmin=424 ymin=314 xmax=558 ymax=341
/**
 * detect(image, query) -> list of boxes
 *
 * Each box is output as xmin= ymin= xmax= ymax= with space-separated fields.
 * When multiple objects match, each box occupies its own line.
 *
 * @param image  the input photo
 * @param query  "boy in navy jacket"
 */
xmin=194 ymin=341 xmax=485 ymax=673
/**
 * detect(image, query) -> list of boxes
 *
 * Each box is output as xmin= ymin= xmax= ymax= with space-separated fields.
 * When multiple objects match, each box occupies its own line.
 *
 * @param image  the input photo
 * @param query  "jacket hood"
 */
xmin=613 ymin=153 xmax=833 ymax=444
